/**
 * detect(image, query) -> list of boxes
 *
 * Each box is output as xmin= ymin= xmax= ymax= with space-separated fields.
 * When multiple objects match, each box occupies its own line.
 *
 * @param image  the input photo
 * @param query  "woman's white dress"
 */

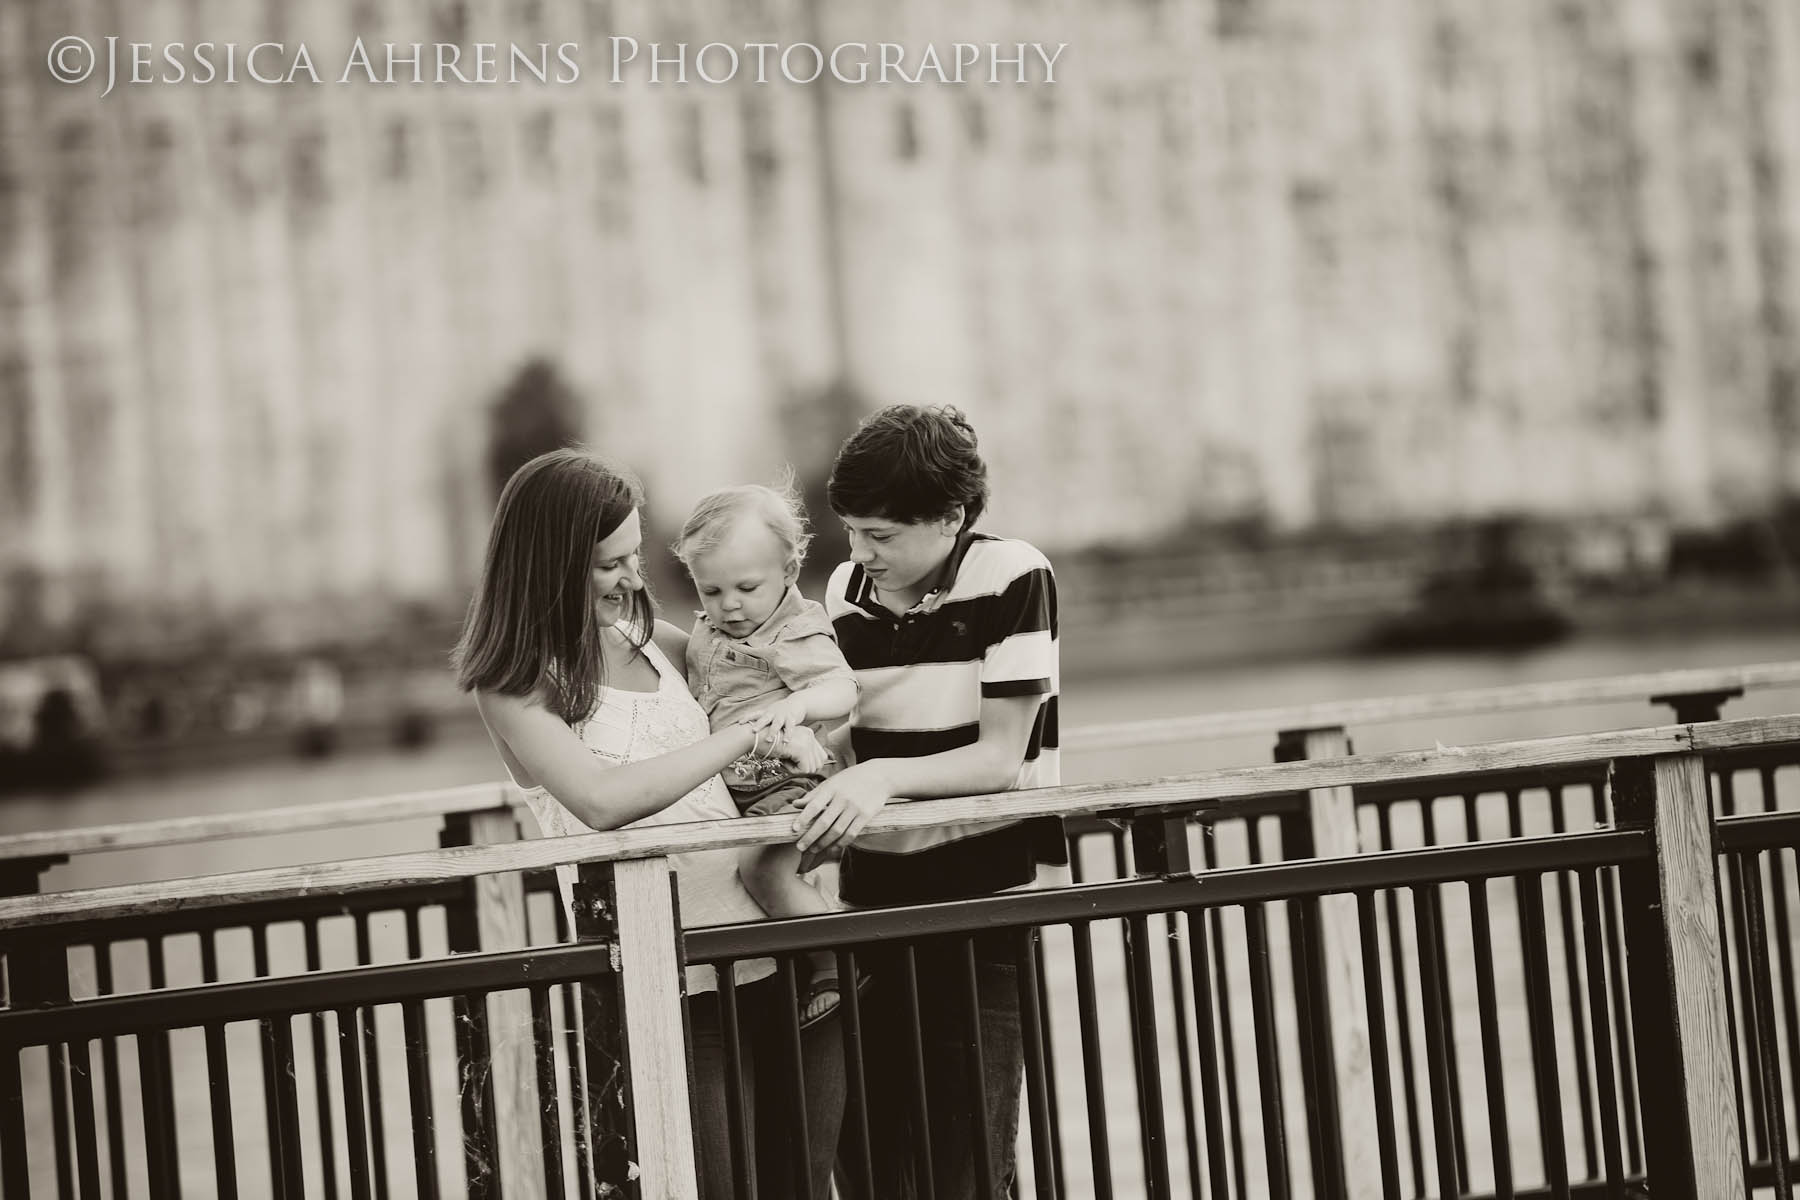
xmin=514 ymin=635 xmax=773 ymax=992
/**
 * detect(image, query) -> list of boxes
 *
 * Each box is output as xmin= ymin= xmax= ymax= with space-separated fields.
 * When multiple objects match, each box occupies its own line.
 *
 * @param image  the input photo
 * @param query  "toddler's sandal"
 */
xmin=797 ymin=974 xmax=841 ymax=1032
xmin=796 ymin=968 xmax=872 ymax=1032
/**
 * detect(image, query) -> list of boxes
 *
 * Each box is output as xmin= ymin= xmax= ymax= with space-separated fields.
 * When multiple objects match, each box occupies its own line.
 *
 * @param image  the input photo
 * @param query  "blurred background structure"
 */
xmin=2 ymin=0 xmax=1800 ymax=777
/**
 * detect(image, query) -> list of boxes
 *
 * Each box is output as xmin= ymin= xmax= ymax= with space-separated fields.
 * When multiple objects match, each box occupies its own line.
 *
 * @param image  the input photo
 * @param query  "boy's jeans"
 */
xmin=837 ymin=931 xmax=1026 ymax=1200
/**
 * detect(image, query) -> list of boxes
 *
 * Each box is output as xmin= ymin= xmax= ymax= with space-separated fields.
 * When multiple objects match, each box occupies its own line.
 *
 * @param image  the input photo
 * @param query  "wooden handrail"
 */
xmin=6 ymin=660 xmax=1799 ymax=865
xmin=4 ymin=713 xmax=1796 ymax=932
xmin=0 ymin=783 xmax=514 ymax=861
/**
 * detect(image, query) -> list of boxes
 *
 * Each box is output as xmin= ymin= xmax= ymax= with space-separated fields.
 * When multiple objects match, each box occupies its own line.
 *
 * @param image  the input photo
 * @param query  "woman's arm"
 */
xmin=476 ymin=688 xmax=760 ymax=831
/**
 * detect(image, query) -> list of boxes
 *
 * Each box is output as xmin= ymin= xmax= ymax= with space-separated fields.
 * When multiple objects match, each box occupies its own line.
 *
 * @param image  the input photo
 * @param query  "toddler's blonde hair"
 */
xmin=673 ymin=472 xmax=813 ymax=578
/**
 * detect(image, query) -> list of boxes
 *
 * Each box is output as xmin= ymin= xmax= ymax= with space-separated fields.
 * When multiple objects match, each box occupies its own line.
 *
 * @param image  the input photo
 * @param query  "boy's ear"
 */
xmin=940 ymin=505 xmax=965 ymax=535
xmin=784 ymin=561 xmax=800 ymax=586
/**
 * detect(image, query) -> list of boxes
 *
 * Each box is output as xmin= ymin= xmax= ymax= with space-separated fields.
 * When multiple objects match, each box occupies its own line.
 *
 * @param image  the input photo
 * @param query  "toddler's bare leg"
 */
xmin=736 ymin=843 xmax=840 ymax=1019
xmin=738 ymin=843 xmax=831 ymax=919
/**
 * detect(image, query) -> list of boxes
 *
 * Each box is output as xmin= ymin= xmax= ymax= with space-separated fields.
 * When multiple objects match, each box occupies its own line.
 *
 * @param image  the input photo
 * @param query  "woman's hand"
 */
xmin=771 ymin=723 xmax=831 ymax=774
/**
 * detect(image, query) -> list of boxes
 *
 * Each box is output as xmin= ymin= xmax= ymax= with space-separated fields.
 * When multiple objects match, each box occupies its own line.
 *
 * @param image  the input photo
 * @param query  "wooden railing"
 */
xmin=6 ymin=715 xmax=1800 ymax=1197
xmin=6 ymin=716 xmax=1791 ymax=933
xmin=0 ymin=783 xmax=513 ymax=865
xmin=6 ymin=659 xmax=1800 ymax=895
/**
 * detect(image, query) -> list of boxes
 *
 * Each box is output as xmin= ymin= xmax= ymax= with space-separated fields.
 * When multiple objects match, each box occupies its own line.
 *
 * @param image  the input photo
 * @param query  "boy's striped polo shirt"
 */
xmin=825 ymin=532 xmax=1064 ymax=906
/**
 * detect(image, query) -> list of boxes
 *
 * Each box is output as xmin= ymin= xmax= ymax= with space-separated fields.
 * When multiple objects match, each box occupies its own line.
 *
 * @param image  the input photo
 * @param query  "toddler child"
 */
xmin=674 ymin=480 xmax=859 ymax=1028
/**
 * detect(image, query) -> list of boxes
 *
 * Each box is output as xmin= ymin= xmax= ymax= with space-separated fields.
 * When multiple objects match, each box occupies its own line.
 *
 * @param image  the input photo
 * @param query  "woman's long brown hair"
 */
xmin=453 ymin=449 xmax=654 ymax=724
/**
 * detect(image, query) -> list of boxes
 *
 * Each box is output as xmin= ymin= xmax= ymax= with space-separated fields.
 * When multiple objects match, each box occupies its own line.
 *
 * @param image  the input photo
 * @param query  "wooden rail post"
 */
xmin=442 ymin=804 xmax=545 ymax=1200
xmin=613 ymin=857 xmax=699 ymax=1198
xmin=1614 ymin=754 xmax=1744 ymax=1198
xmin=571 ymin=857 xmax=698 ymax=1200
xmin=1275 ymin=726 xmax=1380 ymax=1200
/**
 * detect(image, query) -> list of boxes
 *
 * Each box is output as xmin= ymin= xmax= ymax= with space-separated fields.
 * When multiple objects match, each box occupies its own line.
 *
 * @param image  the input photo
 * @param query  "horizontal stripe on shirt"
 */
xmin=851 ymin=695 xmax=1059 ymax=764
xmin=852 ymin=721 xmax=979 ymax=761
xmin=982 ymin=629 xmax=1057 ymax=689
xmin=854 ymin=660 xmax=985 ymax=729
xmin=832 ymin=566 xmax=1057 ymax=673
xmin=984 ymin=677 xmax=1051 ymax=698
xmin=842 ymin=816 xmax=1070 ymax=905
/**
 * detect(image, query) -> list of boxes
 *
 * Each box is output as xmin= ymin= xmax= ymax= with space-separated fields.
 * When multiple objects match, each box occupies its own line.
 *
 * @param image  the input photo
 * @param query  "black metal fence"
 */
xmin=3 ymin=931 xmax=611 ymax=1200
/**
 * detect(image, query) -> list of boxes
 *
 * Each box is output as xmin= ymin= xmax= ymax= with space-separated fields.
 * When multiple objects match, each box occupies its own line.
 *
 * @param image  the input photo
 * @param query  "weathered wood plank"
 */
xmin=612 ymin=858 xmax=699 ymax=1199
xmin=1294 ymin=727 xmax=1381 ymax=1198
xmin=0 ymin=718 xmax=1739 ymax=930
xmin=0 ymin=783 xmax=515 ymax=861
xmin=1654 ymin=755 xmax=1743 ymax=1195
xmin=1614 ymin=754 xmax=1745 ymax=1198
xmin=1688 ymin=713 xmax=1800 ymax=751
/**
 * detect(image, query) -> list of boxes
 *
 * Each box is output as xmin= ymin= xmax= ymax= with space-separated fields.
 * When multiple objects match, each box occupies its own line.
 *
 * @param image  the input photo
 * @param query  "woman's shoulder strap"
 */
xmin=641 ymin=624 xmax=687 ymax=683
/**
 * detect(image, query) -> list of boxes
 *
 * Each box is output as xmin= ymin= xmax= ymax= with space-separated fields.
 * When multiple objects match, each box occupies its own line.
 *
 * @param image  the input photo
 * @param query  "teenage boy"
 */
xmin=795 ymin=403 xmax=1064 ymax=1199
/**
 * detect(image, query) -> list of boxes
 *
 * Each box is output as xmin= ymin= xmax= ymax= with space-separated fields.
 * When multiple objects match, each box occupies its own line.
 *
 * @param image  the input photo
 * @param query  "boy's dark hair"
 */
xmin=826 ymin=404 xmax=990 ymax=530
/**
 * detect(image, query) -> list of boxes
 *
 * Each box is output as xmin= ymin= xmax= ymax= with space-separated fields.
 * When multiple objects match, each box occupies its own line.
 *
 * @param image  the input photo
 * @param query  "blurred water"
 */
xmin=8 ymin=627 xmax=1800 ymax=893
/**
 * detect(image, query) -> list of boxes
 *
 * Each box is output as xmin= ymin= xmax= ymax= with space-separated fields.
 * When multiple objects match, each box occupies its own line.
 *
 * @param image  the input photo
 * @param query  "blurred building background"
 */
xmin=2 ymin=0 xmax=1800 ymax=767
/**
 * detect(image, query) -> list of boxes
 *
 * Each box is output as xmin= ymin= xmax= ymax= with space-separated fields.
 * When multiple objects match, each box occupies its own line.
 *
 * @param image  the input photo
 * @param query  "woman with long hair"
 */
xmin=454 ymin=447 xmax=845 ymax=1197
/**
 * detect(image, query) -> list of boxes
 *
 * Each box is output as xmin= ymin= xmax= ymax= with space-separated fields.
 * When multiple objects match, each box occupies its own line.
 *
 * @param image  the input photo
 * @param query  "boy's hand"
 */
xmin=749 ymin=694 xmax=810 ymax=742
xmin=794 ymin=762 xmax=895 ymax=857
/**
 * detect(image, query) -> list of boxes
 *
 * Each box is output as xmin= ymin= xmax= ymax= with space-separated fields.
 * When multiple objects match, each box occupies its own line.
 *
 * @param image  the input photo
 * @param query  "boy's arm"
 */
xmin=796 ymin=551 xmax=1056 ymax=855
xmin=793 ymin=692 xmax=1038 ymax=855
